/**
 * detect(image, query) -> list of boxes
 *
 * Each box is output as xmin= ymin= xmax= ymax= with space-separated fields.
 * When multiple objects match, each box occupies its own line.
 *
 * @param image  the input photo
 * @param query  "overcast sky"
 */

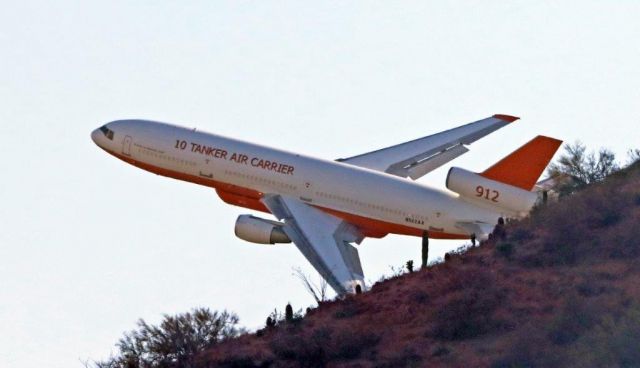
xmin=1 ymin=1 xmax=639 ymax=367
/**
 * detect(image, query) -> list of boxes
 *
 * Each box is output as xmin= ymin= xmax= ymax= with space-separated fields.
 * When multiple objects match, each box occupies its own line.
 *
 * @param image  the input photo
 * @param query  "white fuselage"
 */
xmin=91 ymin=120 xmax=505 ymax=239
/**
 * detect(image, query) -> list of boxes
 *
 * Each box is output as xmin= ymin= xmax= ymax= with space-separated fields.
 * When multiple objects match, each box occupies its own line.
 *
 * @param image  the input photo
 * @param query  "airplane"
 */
xmin=91 ymin=115 xmax=562 ymax=295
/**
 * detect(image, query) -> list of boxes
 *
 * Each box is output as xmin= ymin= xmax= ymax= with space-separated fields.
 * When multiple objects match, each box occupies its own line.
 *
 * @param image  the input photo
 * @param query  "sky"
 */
xmin=1 ymin=1 xmax=639 ymax=367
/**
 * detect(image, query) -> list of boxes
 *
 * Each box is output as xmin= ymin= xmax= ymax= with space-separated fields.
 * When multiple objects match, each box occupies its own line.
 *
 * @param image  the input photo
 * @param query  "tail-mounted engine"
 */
xmin=234 ymin=215 xmax=291 ymax=244
xmin=446 ymin=167 xmax=538 ymax=215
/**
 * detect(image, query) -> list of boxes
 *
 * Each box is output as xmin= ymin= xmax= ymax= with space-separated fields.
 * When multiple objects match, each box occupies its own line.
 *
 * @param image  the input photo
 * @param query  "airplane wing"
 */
xmin=261 ymin=194 xmax=365 ymax=295
xmin=337 ymin=114 xmax=519 ymax=180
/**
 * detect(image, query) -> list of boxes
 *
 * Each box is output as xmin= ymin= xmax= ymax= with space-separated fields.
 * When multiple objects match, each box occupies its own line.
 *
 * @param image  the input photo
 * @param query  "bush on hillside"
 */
xmin=375 ymin=347 xmax=424 ymax=368
xmin=333 ymin=297 xmax=362 ymax=319
xmin=495 ymin=242 xmax=515 ymax=259
xmin=493 ymin=295 xmax=640 ymax=368
xmin=431 ymin=268 xmax=505 ymax=341
xmin=547 ymin=296 xmax=598 ymax=346
xmin=431 ymin=289 xmax=503 ymax=341
xmin=568 ymin=303 xmax=640 ymax=367
xmin=500 ymin=162 xmax=640 ymax=268
xmin=491 ymin=326 xmax=567 ymax=368
xmin=547 ymin=141 xmax=619 ymax=196
xmin=92 ymin=308 xmax=241 ymax=368
xmin=269 ymin=326 xmax=380 ymax=366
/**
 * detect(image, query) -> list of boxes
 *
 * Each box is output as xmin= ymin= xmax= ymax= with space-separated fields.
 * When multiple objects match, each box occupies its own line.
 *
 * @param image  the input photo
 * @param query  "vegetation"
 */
xmin=406 ymin=260 xmax=414 ymax=273
xmin=293 ymin=267 xmax=329 ymax=305
xmin=91 ymin=308 xmax=241 ymax=368
xmin=546 ymin=143 xmax=609 ymax=195
xmin=627 ymin=148 xmax=640 ymax=165
xmin=546 ymin=141 xmax=639 ymax=196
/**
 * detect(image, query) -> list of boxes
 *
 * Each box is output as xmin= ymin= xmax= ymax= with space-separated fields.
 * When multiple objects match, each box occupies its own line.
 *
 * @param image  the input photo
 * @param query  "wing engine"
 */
xmin=234 ymin=215 xmax=291 ymax=244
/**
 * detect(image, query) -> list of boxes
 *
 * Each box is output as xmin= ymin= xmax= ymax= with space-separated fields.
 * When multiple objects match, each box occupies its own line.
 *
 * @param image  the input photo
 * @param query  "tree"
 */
xmin=293 ymin=267 xmax=329 ymax=304
xmin=92 ymin=308 xmax=241 ymax=368
xmin=627 ymin=149 xmax=640 ymax=165
xmin=547 ymin=141 xmax=619 ymax=196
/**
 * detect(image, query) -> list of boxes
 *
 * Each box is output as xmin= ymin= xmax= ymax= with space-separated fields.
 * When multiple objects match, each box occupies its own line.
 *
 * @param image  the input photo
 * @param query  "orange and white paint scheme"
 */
xmin=91 ymin=115 xmax=561 ymax=295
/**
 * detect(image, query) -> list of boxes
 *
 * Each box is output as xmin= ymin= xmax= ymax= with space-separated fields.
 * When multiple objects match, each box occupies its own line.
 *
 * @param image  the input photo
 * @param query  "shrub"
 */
xmin=568 ymin=304 xmax=640 ymax=367
xmin=431 ymin=285 xmax=503 ymax=340
xmin=547 ymin=298 xmax=597 ymax=346
xmin=546 ymin=141 xmax=619 ymax=196
xmin=496 ymin=242 xmax=515 ymax=259
xmin=216 ymin=356 xmax=272 ymax=368
xmin=608 ymin=211 xmax=640 ymax=259
xmin=507 ymin=226 xmax=534 ymax=242
xmin=406 ymin=260 xmax=414 ymax=273
xmin=450 ymin=244 xmax=473 ymax=255
xmin=93 ymin=308 xmax=241 ymax=368
xmin=269 ymin=327 xmax=379 ymax=365
xmin=330 ymin=330 xmax=380 ymax=360
xmin=270 ymin=327 xmax=331 ymax=366
xmin=267 ymin=307 xmax=303 ymax=327
xmin=375 ymin=348 xmax=423 ymax=368
xmin=410 ymin=290 xmax=430 ymax=304
xmin=511 ymin=176 xmax=638 ymax=267
xmin=491 ymin=326 xmax=565 ymax=368
xmin=334 ymin=298 xmax=360 ymax=319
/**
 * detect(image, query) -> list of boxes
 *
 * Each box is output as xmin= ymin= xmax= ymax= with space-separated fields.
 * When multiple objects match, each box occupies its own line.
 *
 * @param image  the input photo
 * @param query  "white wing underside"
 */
xmin=455 ymin=221 xmax=496 ymax=241
xmin=261 ymin=194 xmax=365 ymax=295
xmin=338 ymin=115 xmax=518 ymax=180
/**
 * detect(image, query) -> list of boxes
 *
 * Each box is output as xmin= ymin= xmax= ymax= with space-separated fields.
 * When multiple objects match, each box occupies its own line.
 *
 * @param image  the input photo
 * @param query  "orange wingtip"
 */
xmin=493 ymin=114 xmax=520 ymax=123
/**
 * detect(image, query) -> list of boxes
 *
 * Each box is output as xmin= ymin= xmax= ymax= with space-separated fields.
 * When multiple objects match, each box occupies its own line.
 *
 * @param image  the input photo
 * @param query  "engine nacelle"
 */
xmin=446 ymin=167 xmax=538 ymax=215
xmin=234 ymin=215 xmax=291 ymax=244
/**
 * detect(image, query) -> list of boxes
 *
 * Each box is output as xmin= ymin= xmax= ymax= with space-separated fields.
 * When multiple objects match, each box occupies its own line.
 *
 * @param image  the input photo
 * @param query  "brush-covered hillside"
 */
xmin=199 ymin=161 xmax=640 ymax=368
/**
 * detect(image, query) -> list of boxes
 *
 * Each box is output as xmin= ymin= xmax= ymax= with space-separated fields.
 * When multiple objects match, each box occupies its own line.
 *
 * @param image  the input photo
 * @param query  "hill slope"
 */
xmin=199 ymin=162 xmax=640 ymax=368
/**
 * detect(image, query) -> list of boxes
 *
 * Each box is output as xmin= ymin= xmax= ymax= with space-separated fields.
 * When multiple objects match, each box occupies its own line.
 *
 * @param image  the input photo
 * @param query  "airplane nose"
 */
xmin=91 ymin=128 xmax=101 ymax=146
xmin=92 ymin=124 xmax=116 ymax=148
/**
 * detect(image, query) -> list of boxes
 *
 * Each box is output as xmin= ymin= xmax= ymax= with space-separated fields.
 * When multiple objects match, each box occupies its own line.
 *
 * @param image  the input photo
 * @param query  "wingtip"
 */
xmin=534 ymin=135 xmax=564 ymax=146
xmin=493 ymin=114 xmax=520 ymax=123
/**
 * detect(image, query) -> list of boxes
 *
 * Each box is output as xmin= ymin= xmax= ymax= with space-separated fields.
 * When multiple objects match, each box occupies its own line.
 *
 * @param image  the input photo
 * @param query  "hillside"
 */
xmin=199 ymin=162 xmax=640 ymax=368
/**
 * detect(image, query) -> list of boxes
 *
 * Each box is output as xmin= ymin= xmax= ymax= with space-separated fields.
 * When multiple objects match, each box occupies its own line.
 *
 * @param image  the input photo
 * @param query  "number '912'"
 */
xmin=476 ymin=185 xmax=500 ymax=202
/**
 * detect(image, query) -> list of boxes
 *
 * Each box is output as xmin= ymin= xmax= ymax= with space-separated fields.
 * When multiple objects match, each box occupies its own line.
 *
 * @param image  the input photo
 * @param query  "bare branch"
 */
xmin=293 ymin=267 xmax=329 ymax=304
xmin=627 ymin=149 xmax=640 ymax=165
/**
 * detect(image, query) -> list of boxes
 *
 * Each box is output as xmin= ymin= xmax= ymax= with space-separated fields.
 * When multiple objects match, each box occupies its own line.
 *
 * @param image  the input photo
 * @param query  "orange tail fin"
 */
xmin=480 ymin=135 xmax=563 ymax=191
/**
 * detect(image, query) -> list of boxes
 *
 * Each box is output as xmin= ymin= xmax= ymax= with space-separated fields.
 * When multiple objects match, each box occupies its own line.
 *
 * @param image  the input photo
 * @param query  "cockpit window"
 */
xmin=99 ymin=125 xmax=114 ymax=140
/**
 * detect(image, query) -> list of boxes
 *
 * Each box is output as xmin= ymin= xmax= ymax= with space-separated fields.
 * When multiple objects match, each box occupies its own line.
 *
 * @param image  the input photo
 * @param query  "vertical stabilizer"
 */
xmin=480 ymin=136 xmax=563 ymax=191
